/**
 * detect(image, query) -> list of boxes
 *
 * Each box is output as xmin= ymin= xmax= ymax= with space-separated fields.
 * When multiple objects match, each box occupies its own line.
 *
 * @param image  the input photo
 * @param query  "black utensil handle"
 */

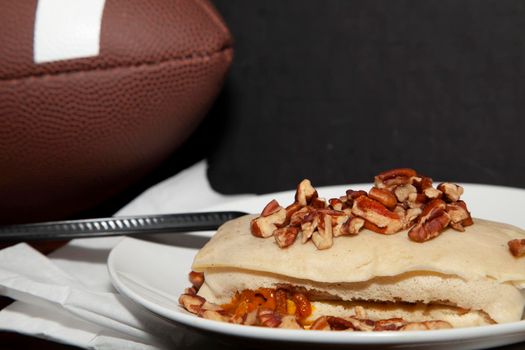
xmin=0 ymin=211 xmax=248 ymax=241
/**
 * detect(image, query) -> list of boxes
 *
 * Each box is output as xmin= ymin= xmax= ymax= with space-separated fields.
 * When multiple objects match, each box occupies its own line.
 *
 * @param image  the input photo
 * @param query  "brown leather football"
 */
xmin=0 ymin=0 xmax=233 ymax=223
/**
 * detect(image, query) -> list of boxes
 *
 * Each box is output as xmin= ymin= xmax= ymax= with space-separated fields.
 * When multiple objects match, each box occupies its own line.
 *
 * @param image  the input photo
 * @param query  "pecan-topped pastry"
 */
xmin=180 ymin=168 xmax=525 ymax=330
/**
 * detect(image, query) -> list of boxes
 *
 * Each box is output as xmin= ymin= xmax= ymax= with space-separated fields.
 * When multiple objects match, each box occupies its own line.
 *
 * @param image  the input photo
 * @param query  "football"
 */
xmin=0 ymin=0 xmax=233 ymax=223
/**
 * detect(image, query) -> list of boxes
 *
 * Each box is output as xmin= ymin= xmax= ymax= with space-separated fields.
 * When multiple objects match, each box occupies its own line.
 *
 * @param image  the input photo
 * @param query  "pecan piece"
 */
xmin=251 ymin=205 xmax=287 ymax=238
xmin=423 ymin=187 xmax=442 ymax=200
xmin=201 ymin=310 xmax=228 ymax=322
xmin=258 ymin=308 xmax=282 ymax=328
xmin=437 ymin=183 xmax=464 ymax=202
xmin=329 ymin=198 xmax=344 ymax=211
xmin=312 ymin=213 xmax=334 ymax=249
xmin=290 ymin=206 xmax=313 ymax=226
xmin=179 ymin=294 xmax=206 ymax=314
xmin=332 ymin=214 xmax=351 ymax=237
xmin=316 ymin=209 xmax=349 ymax=237
xmin=373 ymin=318 xmax=406 ymax=331
xmin=284 ymin=202 xmax=303 ymax=225
xmin=508 ymin=239 xmax=525 ymax=257
xmin=243 ymin=309 xmax=258 ymax=325
xmin=300 ymin=212 xmax=319 ymax=243
xmin=394 ymin=184 xmax=417 ymax=203
xmin=188 ymin=271 xmax=204 ymax=291
xmin=326 ymin=316 xmax=355 ymax=331
xmin=354 ymin=306 xmax=367 ymax=319
xmin=261 ymin=199 xmax=281 ymax=217
xmin=311 ymin=197 xmax=327 ymax=209
xmin=375 ymin=168 xmax=417 ymax=189
xmin=404 ymin=207 xmax=422 ymax=228
xmin=407 ymin=192 xmax=427 ymax=208
xmin=352 ymin=196 xmax=403 ymax=234
xmin=446 ymin=200 xmax=473 ymax=232
xmin=408 ymin=199 xmax=451 ymax=242
xmin=184 ymin=287 xmax=197 ymax=295
xmin=401 ymin=320 xmax=452 ymax=331
xmin=411 ymin=175 xmax=433 ymax=191
xmin=345 ymin=189 xmax=367 ymax=206
xmin=295 ymin=179 xmax=318 ymax=206
xmin=341 ymin=216 xmax=365 ymax=235
xmin=310 ymin=316 xmax=331 ymax=330
xmin=274 ymin=226 xmax=299 ymax=248
xmin=279 ymin=315 xmax=302 ymax=329
xmin=347 ymin=317 xmax=375 ymax=331
xmin=369 ymin=187 xmax=397 ymax=210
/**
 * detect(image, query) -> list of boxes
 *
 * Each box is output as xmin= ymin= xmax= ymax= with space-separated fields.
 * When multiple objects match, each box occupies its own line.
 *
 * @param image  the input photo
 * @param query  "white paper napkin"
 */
xmin=0 ymin=161 xmax=252 ymax=349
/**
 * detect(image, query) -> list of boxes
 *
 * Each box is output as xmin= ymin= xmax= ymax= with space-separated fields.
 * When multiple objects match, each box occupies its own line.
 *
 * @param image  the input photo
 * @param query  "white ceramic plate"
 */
xmin=108 ymin=183 xmax=525 ymax=349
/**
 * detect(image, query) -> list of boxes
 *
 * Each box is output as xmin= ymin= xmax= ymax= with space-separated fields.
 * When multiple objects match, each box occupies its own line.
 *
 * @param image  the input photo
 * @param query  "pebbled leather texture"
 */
xmin=0 ymin=0 xmax=233 ymax=223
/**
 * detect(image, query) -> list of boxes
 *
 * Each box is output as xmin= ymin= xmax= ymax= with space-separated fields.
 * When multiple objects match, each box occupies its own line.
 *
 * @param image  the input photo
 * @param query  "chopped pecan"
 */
xmin=261 ymin=199 xmax=281 ymax=217
xmin=274 ymin=226 xmax=299 ymax=248
xmin=401 ymin=320 xmax=452 ymax=331
xmin=311 ymin=197 xmax=327 ymax=209
xmin=312 ymin=213 xmax=333 ymax=249
xmin=423 ymin=187 xmax=442 ymax=200
xmin=345 ymin=189 xmax=367 ymax=206
xmin=341 ymin=216 xmax=365 ymax=235
xmin=295 ymin=179 xmax=318 ymax=206
xmin=408 ymin=199 xmax=451 ymax=242
xmin=394 ymin=205 xmax=422 ymax=229
xmin=329 ymin=198 xmax=344 ymax=210
xmin=188 ymin=271 xmax=204 ymax=291
xmin=393 ymin=205 xmax=406 ymax=220
xmin=257 ymin=308 xmax=282 ymax=328
xmin=201 ymin=310 xmax=228 ymax=322
xmin=184 ymin=287 xmax=197 ymax=295
xmin=446 ymin=200 xmax=473 ymax=232
xmin=317 ymin=209 xmax=349 ymax=237
xmin=352 ymin=196 xmax=403 ymax=234
xmin=407 ymin=192 xmax=427 ymax=208
xmin=251 ymin=206 xmax=287 ymax=238
xmin=332 ymin=214 xmax=351 ymax=237
xmin=354 ymin=306 xmax=367 ymax=319
xmin=179 ymin=294 xmax=206 ymax=314
xmin=285 ymin=202 xmax=303 ymax=225
xmin=201 ymin=301 xmax=223 ymax=312
xmin=363 ymin=220 xmax=390 ymax=234
xmin=508 ymin=239 xmax=525 ymax=257
xmin=279 ymin=315 xmax=302 ymax=329
xmin=394 ymin=184 xmax=417 ymax=203
xmin=404 ymin=208 xmax=422 ymax=228
xmin=412 ymin=175 xmax=433 ymax=191
xmin=310 ymin=316 xmax=331 ymax=330
xmin=244 ymin=309 xmax=258 ymax=325
xmin=300 ymin=213 xmax=319 ymax=243
xmin=326 ymin=316 xmax=355 ymax=330
xmin=437 ymin=183 xmax=464 ymax=202
xmin=347 ymin=317 xmax=375 ymax=331
xmin=373 ymin=318 xmax=406 ymax=331
xmin=374 ymin=168 xmax=417 ymax=189
xmin=229 ymin=313 xmax=245 ymax=324
xmin=420 ymin=320 xmax=452 ymax=330
xmin=290 ymin=206 xmax=313 ymax=226
xmin=369 ymin=187 xmax=397 ymax=210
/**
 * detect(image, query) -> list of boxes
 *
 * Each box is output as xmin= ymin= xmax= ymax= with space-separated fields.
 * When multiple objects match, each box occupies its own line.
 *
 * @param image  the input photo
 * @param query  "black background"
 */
xmin=89 ymin=0 xmax=525 ymax=217
xmin=198 ymin=0 xmax=525 ymax=194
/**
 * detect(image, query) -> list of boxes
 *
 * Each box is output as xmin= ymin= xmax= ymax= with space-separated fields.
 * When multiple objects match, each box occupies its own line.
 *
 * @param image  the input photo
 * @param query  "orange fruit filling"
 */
xmin=220 ymin=288 xmax=312 ymax=323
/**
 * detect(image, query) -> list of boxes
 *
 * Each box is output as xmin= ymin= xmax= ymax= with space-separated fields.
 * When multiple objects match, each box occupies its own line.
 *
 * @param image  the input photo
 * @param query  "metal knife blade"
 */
xmin=0 ymin=211 xmax=248 ymax=241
